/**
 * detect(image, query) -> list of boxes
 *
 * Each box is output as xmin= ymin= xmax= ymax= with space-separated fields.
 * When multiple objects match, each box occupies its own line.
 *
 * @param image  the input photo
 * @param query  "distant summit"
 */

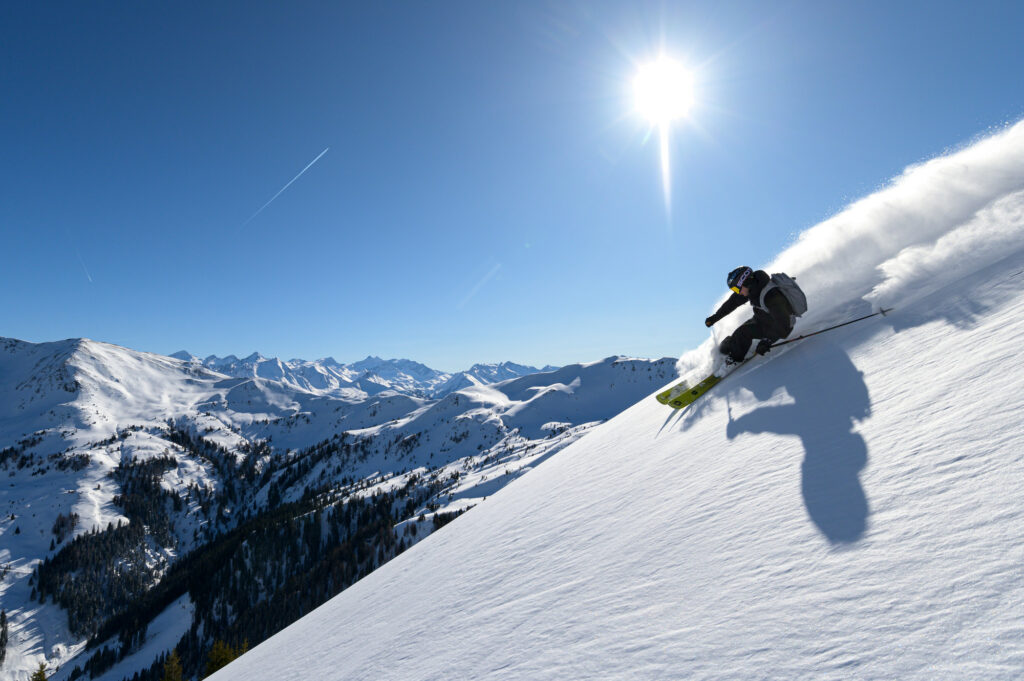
xmin=433 ymin=361 xmax=552 ymax=396
xmin=170 ymin=351 xmax=558 ymax=399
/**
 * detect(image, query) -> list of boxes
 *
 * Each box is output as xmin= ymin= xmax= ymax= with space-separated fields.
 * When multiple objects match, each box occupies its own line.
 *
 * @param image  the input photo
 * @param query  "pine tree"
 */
xmin=30 ymin=662 xmax=49 ymax=681
xmin=162 ymin=650 xmax=183 ymax=681
xmin=204 ymin=640 xmax=245 ymax=677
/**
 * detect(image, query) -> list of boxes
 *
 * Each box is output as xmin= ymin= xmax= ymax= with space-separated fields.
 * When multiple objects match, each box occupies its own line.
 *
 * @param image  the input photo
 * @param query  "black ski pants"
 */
xmin=719 ymin=315 xmax=793 ymax=363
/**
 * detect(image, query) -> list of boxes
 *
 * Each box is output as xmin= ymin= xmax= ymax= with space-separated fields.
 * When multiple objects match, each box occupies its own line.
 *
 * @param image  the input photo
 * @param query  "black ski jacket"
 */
xmin=707 ymin=270 xmax=794 ymax=342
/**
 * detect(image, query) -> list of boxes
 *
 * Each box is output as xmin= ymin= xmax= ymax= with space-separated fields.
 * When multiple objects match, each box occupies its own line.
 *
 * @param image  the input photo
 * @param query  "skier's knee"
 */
xmin=719 ymin=337 xmax=745 ymax=363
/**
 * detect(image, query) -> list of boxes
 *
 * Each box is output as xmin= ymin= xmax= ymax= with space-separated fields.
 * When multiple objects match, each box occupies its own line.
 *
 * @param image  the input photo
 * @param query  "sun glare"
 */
xmin=632 ymin=55 xmax=696 ymax=218
xmin=633 ymin=56 xmax=695 ymax=126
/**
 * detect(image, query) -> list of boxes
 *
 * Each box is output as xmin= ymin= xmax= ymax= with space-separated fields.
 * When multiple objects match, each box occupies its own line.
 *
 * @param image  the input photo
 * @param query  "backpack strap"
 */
xmin=755 ymin=282 xmax=777 ymax=313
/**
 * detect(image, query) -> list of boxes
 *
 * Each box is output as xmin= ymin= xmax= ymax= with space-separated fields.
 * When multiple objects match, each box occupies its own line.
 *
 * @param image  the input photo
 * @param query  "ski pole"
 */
xmin=771 ymin=307 xmax=893 ymax=349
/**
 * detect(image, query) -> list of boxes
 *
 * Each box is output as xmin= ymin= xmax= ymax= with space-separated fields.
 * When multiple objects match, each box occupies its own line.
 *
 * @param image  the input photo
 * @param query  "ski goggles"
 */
xmin=729 ymin=269 xmax=752 ymax=294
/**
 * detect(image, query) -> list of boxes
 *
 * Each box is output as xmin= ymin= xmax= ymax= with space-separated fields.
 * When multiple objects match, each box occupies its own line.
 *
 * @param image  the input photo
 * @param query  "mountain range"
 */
xmin=0 ymin=338 xmax=674 ymax=681
xmin=168 ymin=351 xmax=556 ymax=399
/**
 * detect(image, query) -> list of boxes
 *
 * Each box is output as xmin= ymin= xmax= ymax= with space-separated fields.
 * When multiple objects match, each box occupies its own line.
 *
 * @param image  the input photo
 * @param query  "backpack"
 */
xmin=758 ymin=272 xmax=807 ymax=317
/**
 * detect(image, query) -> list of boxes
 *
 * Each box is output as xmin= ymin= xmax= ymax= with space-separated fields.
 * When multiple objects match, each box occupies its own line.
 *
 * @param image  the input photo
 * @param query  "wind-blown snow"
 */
xmin=208 ymin=121 xmax=1024 ymax=681
xmin=682 ymin=119 xmax=1024 ymax=376
xmin=866 ymin=188 xmax=1024 ymax=310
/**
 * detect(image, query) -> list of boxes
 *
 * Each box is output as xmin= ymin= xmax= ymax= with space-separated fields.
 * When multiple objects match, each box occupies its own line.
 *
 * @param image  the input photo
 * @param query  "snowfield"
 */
xmin=207 ymin=121 xmax=1024 ymax=680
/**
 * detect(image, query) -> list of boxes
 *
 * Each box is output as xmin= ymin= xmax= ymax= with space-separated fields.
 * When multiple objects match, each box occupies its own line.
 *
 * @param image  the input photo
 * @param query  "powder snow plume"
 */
xmin=679 ymin=119 xmax=1024 ymax=375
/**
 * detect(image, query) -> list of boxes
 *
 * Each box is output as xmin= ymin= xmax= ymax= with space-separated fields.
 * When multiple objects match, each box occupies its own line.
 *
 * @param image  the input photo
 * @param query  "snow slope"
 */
xmin=209 ymin=121 xmax=1024 ymax=680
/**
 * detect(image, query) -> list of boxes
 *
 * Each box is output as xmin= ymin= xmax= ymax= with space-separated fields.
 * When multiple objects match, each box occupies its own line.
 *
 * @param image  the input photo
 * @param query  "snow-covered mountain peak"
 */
xmin=466 ymin=360 xmax=542 ymax=379
xmin=429 ymin=360 xmax=552 ymax=398
xmin=348 ymin=355 xmax=444 ymax=380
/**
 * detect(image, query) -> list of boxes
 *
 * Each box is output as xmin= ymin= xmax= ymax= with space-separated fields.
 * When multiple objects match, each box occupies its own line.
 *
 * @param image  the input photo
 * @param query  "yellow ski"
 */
xmin=656 ymin=373 xmax=724 ymax=409
xmin=657 ymin=309 xmax=895 ymax=410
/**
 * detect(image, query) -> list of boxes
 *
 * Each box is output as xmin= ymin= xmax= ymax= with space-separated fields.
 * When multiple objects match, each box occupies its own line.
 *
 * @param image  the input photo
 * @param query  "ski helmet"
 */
xmin=727 ymin=266 xmax=753 ymax=293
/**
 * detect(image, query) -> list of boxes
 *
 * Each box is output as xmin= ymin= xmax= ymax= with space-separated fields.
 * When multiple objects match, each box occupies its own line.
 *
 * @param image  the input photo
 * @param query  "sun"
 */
xmin=633 ymin=56 xmax=695 ymax=127
xmin=631 ymin=55 xmax=696 ymax=217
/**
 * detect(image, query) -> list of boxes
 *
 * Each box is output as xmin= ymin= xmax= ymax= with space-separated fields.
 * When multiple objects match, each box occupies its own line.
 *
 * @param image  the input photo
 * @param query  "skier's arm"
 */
xmin=705 ymin=293 xmax=746 ymax=326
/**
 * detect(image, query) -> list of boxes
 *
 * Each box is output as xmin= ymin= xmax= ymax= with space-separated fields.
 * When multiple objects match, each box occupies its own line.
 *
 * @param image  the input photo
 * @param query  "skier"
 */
xmin=704 ymin=266 xmax=800 ymax=363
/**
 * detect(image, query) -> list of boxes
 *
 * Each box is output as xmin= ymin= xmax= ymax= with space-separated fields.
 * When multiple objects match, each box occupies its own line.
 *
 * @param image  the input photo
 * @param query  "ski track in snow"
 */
xmin=207 ymin=121 xmax=1024 ymax=681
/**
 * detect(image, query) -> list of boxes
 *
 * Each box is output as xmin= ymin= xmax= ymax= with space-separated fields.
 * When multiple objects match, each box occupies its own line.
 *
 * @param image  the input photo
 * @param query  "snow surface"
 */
xmin=208 ymin=121 xmax=1024 ymax=680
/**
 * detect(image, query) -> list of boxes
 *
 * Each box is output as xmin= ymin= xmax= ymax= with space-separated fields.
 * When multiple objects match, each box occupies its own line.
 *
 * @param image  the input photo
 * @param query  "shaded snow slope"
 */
xmin=209 ymin=123 xmax=1024 ymax=681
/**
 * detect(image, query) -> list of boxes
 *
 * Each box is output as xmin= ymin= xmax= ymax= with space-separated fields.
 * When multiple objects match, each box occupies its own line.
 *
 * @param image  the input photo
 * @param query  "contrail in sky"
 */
xmin=75 ymin=249 xmax=93 ymax=283
xmin=243 ymin=147 xmax=330 ymax=225
xmin=458 ymin=263 xmax=502 ymax=309
xmin=65 ymin=229 xmax=93 ymax=283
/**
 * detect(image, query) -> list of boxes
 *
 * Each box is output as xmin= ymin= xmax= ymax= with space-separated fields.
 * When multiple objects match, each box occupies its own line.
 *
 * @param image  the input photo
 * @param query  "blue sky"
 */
xmin=2 ymin=1 xmax=1022 ymax=371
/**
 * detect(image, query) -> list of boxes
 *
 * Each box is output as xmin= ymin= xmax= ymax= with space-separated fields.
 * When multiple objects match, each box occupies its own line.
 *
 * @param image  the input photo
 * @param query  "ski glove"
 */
xmin=755 ymin=339 xmax=773 ymax=356
xmin=704 ymin=316 xmax=717 ymax=328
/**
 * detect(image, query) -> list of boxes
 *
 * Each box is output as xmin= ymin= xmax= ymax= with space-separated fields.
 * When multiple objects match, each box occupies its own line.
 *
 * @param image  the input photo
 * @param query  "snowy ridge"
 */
xmin=431 ymin=361 xmax=551 ymax=397
xmin=0 ymin=338 xmax=80 ymax=438
xmin=207 ymin=122 xmax=1024 ymax=680
xmin=332 ymin=355 xmax=679 ymax=482
xmin=245 ymin=355 xmax=678 ymax=521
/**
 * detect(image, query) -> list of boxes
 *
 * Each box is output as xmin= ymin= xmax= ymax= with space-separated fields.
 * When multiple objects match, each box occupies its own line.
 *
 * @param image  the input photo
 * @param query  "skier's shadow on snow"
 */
xmin=725 ymin=340 xmax=871 ymax=545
